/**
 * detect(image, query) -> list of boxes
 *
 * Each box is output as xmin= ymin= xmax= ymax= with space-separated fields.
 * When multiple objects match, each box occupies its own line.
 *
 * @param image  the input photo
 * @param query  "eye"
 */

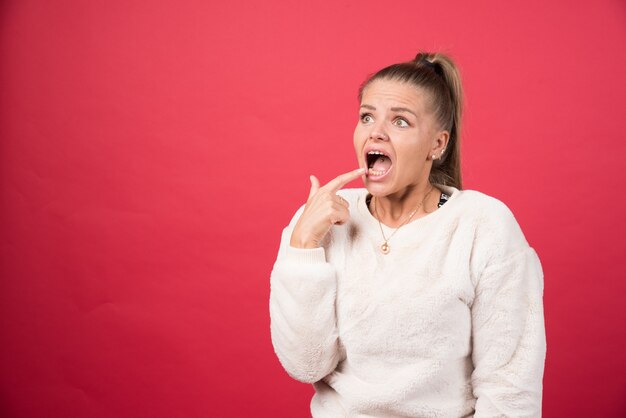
xmin=360 ymin=113 xmax=374 ymax=124
xmin=393 ymin=118 xmax=409 ymax=128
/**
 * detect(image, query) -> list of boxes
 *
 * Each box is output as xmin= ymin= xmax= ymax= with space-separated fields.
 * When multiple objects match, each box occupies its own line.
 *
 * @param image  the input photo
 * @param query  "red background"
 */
xmin=1 ymin=1 xmax=625 ymax=417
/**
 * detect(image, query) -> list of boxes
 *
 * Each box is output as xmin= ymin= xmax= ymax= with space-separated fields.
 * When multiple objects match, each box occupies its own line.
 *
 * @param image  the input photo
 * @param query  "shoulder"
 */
xmin=456 ymin=189 xmax=517 ymax=219
xmin=453 ymin=188 xmax=531 ymax=262
xmin=285 ymin=188 xmax=367 ymax=228
xmin=438 ymin=185 xmax=520 ymax=225
xmin=336 ymin=187 xmax=367 ymax=202
xmin=336 ymin=188 xmax=369 ymax=216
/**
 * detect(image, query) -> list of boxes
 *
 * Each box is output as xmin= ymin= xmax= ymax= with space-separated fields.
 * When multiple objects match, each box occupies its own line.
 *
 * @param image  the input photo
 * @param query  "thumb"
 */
xmin=308 ymin=175 xmax=320 ymax=200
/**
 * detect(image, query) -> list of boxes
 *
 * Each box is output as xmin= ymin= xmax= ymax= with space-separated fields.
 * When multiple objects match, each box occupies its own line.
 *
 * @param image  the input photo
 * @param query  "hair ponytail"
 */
xmin=359 ymin=52 xmax=464 ymax=189
xmin=423 ymin=53 xmax=463 ymax=189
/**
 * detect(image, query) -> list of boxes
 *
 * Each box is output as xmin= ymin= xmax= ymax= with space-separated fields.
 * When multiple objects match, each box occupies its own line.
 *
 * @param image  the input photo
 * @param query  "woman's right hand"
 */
xmin=290 ymin=168 xmax=366 ymax=249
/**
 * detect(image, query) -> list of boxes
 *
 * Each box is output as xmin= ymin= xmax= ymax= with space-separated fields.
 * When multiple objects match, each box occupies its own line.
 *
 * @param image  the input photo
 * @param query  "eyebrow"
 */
xmin=360 ymin=104 xmax=418 ymax=118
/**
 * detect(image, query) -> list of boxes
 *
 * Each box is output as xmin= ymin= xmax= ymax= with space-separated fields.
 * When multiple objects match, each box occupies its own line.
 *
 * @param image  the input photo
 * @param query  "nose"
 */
xmin=369 ymin=126 xmax=389 ymax=141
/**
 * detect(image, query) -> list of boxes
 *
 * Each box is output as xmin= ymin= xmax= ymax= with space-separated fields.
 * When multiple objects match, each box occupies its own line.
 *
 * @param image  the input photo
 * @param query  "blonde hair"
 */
xmin=358 ymin=52 xmax=464 ymax=189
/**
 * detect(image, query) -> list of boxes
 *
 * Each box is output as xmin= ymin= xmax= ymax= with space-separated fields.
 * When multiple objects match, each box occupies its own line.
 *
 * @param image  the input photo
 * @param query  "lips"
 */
xmin=364 ymin=148 xmax=393 ymax=180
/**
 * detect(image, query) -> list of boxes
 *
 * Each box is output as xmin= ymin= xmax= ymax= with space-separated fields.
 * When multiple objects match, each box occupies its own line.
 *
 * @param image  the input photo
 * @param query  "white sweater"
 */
xmin=269 ymin=185 xmax=546 ymax=417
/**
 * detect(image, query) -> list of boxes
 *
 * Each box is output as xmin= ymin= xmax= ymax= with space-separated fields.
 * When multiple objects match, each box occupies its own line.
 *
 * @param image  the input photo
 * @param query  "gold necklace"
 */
xmin=372 ymin=186 xmax=434 ymax=254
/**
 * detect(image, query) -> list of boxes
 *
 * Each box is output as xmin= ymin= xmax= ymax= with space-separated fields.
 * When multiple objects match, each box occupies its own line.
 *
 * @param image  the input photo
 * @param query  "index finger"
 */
xmin=323 ymin=168 xmax=367 ymax=192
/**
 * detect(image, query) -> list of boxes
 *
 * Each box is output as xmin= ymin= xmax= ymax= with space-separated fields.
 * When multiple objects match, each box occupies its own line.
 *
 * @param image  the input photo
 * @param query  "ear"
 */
xmin=430 ymin=130 xmax=450 ymax=158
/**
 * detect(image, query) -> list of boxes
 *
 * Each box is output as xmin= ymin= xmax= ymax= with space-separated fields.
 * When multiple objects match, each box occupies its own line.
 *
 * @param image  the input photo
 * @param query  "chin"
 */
xmin=365 ymin=181 xmax=392 ymax=197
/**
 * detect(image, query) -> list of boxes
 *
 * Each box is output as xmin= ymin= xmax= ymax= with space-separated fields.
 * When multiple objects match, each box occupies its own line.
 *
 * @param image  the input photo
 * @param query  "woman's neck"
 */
xmin=370 ymin=182 xmax=440 ymax=227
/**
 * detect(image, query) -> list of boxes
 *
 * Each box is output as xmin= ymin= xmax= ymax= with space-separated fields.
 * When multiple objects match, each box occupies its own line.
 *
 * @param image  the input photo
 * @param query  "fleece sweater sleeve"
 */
xmin=471 ymin=246 xmax=547 ymax=417
xmin=269 ymin=209 xmax=342 ymax=384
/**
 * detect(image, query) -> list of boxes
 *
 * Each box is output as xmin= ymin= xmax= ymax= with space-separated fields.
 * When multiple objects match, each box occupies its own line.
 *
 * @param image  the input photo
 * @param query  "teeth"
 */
xmin=367 ymin=150 xmax=386 ymax=156
xmin=368 ymin=169 xmax=386 ymax=176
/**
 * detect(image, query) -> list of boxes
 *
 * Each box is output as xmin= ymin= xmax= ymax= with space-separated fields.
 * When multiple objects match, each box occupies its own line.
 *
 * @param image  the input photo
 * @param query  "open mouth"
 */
xmin=366 ymin=150 xmax=392 ymax=178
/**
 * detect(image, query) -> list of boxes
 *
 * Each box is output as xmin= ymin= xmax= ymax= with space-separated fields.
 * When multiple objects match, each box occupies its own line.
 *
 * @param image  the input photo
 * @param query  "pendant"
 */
xmin=381 ymin=241 xmax=390 ymax=254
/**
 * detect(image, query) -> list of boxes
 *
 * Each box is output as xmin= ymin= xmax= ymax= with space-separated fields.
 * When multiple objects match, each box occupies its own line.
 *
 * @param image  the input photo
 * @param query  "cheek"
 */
xmin=395 ymin=138 xmax=427 ymax=168
xmin=353 ymin=125 xmax=364 ymax=150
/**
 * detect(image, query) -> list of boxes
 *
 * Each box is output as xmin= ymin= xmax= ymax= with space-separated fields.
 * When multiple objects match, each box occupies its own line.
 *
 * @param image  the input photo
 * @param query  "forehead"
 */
xmin=361 ymin=79 xmax=431 ymax=113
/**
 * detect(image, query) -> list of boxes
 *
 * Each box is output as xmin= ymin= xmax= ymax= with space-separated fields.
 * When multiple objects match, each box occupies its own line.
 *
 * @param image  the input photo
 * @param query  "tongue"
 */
xmin=372 ymin=156 xmax=391 ymax=173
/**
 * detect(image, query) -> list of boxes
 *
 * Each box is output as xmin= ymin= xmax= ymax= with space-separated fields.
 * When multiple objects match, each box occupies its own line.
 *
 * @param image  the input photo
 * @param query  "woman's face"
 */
xmin=353 ymin=78 xmax=448 ymax=197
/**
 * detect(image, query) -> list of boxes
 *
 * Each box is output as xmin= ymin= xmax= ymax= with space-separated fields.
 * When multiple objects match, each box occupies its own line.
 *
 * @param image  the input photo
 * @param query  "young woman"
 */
xmin=270 ymin=52 xmax=546 ymax=417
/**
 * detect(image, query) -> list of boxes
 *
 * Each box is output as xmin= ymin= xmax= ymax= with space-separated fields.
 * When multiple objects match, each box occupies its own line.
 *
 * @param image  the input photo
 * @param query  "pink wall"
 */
xmin=1 ymin=0 xmax=625 ymax=416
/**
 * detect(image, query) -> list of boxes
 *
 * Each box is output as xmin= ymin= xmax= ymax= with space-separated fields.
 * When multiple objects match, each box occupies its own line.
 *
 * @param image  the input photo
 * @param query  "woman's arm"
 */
xmin=471 ymin=246 xmax=547 ymax=417
xmin=269 ymin=209 xmax=343 ymax=384
xmin=269 ymin=169 xmax=363 ymax=383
